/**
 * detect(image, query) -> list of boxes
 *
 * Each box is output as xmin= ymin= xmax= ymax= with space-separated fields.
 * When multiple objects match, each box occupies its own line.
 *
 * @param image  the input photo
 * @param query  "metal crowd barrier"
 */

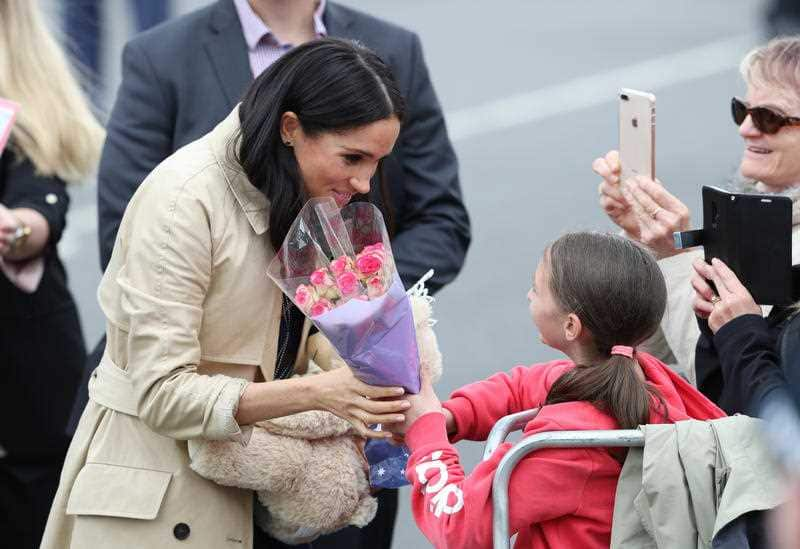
xmin=485 ymin=411 xmax=645 ymax=549
xmin=482 ymin=408 xmax=540 ymax=461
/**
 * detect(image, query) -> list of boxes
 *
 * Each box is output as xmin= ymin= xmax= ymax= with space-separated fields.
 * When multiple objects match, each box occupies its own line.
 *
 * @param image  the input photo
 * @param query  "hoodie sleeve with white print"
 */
xmin=404 ymin=411 xmax=595 ymax=549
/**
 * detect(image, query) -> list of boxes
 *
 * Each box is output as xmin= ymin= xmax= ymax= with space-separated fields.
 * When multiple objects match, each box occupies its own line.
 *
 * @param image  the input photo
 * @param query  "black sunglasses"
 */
xmin=731 ymin=97 xmax=800 ymax=134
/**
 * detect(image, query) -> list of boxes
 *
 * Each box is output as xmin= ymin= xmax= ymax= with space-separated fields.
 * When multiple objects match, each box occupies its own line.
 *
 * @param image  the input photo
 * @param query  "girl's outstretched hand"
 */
xmin=383 ymin=371 xmax=443 ymax=436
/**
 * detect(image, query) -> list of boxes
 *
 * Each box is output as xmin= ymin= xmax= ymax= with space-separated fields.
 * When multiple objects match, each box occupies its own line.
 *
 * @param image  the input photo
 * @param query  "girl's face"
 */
xmin=284 ymin=114 xmax=401 ymax=207
xmin=739 ymin=85 xmax=800 ymax=189
xmin=527 ymin=258 xmax=570 ymax=351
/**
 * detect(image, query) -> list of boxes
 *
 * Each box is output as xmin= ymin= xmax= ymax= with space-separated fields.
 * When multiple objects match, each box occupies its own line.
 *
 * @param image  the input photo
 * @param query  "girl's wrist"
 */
xmin=443 ymin=407 xmax=456 ymax=435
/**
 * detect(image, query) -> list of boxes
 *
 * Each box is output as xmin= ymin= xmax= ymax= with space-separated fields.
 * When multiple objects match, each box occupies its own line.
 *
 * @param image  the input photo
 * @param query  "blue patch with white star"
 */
xmin=364 ymin=439 xmax=411 ymax=488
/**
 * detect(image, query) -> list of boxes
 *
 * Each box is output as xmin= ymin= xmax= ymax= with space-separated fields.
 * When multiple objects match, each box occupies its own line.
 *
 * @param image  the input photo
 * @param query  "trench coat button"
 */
xmin=45 ymin=193 xmax=58 ymax=204
xmin=173 ymin=523 xmax=190 ymax=540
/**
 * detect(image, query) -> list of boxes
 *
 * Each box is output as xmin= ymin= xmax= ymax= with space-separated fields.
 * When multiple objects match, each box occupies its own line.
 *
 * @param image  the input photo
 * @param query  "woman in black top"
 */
xmin=0 ymin=1 xmax=104 ymax=547
xmin=0 ymin=153 xmax=86 ymax=449
xmin=691 ymin=257 xmax=796 ymax=416
xmin=0 ymin=154 xmax=88 ymax=547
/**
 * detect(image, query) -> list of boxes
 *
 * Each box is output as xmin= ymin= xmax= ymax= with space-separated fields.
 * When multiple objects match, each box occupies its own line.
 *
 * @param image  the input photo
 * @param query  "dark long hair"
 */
xmin=234 ymin=38 xmax=406 ymax=251
xmin=544 ymin=232 xmax=668 ymax=430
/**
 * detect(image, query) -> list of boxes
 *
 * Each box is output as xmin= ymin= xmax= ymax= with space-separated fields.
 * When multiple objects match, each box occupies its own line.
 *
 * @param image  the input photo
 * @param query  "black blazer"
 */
xmin=1 ymin=151 xmax=85 ymax=457
xmin=97 ymin=0 xmax=470 ymax=292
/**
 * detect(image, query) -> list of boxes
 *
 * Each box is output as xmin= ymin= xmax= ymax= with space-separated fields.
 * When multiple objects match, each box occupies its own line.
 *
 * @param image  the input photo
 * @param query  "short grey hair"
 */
xmin=740 ymin=36 xmax=800 ymax=98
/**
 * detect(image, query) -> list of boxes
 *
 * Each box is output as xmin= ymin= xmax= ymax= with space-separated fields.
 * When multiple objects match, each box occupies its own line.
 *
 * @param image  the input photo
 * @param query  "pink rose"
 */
xmin=366 ymin=276 xmax=385 ymax=298
xmin=310 ymin=268 xmax=333 ymax=287
xmin=336 ymin=271 xmax=359 ymax=296
xmin=356 ymin=253 xmax=382 ymax=276
xmin=330 ymin=255 xmax=352 ymax=276
xmin=310 ymin=298 xmax=334 ymax=317
xmin=294 ymin=284 xmax=315 ymax=309
xmin=361 ymin=243 xmax=386 ymax=261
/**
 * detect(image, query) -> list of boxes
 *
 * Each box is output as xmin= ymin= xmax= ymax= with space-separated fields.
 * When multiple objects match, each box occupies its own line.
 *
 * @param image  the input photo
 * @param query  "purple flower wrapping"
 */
xmin=312 ymin=274 xmax=420 ymax=393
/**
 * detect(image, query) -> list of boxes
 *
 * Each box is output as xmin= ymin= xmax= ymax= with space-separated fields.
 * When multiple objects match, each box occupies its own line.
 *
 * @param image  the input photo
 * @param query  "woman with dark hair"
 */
xmin=42 ymin=38 xmax=410 ymax=549
xmin=387 ymin=232 xmax=725 ymax=549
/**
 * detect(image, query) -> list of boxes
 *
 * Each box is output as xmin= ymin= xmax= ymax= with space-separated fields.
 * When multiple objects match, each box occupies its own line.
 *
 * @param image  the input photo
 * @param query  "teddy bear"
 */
xmin=189 ymin=290 xmax=442 ymax=544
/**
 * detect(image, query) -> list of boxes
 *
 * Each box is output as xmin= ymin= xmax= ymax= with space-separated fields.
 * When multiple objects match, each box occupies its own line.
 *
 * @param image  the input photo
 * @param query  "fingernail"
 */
xmin=401 ymin=402 xmax=411 ymax=409
xmin=395 ymin=415 xmax=405 ymax=422
xmin=394 ymin=388 xmax=405 ymax=395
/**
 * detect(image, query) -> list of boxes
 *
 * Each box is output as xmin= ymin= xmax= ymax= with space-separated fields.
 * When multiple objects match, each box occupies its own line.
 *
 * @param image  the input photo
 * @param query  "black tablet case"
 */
xmin=698 ymin=186 xmax=792 ymax=305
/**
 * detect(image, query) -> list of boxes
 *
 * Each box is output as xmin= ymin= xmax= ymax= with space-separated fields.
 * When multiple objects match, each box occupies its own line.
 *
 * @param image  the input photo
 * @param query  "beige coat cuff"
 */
xmin=208 ymin=377 xmax=252 ymax=445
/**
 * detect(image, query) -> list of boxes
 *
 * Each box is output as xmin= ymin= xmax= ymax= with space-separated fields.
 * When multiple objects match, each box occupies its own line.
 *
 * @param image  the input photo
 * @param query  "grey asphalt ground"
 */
xmin=56 ymin=1 xmax=767 ymax=547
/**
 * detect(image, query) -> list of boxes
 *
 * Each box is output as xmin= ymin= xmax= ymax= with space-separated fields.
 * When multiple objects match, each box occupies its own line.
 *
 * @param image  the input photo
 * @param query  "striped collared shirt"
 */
xmin=233 ymin=0 xmax=327 ymax=77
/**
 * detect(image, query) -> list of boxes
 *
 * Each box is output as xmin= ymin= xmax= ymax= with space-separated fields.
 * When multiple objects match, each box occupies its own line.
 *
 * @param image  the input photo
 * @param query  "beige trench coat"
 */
xmin=42 ymin=108 xmax=311 ymax=548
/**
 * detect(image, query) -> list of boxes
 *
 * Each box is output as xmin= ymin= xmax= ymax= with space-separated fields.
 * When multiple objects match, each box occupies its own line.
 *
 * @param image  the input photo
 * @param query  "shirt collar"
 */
xmin=234 ymin=0 xmax=328 ymax=51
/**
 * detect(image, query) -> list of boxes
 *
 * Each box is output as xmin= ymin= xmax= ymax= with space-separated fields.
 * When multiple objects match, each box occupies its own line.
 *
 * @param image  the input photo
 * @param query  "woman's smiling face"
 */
xmin=738 ymin=85 xmax=800 ymax=189
xmin=282 ymin=113 xmax=401 ymax=206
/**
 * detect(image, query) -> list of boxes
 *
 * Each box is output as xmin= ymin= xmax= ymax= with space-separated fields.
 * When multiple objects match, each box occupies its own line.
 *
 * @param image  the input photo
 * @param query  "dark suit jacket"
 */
xmin=97 ymin=0 xmax=470 ymax=292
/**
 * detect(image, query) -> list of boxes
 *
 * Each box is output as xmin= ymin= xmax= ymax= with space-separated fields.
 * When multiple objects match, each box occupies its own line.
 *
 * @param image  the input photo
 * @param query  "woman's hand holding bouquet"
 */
xmin=310 ymin=366 xmax=410 ymax=439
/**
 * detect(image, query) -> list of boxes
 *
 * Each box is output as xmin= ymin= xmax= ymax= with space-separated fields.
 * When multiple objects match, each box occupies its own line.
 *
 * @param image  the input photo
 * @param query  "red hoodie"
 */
xmin=404 ymin=353 xmax=726 ymax=549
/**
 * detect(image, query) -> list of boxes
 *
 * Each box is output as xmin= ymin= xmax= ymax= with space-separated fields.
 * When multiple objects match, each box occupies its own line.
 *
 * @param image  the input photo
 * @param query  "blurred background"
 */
xmin=47 ymin=1 xmax=776 ymax=546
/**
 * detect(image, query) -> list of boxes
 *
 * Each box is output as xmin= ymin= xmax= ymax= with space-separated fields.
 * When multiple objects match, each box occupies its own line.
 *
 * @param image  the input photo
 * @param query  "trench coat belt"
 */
xmin=88 ymin=353 xmax=139 ymax=417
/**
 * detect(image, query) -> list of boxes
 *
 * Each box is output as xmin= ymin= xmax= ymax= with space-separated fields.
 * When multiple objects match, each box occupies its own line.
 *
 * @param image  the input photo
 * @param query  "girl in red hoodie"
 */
xmin=392 ymin=232 xmax=725 ymax=549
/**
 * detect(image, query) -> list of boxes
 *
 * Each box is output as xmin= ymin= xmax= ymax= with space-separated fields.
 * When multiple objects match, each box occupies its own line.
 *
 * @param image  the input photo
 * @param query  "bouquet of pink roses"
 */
xmin=293 ymin=241 xmax=391 ymax=317
xmin=267 ymin=197 xmax=421 ymax=393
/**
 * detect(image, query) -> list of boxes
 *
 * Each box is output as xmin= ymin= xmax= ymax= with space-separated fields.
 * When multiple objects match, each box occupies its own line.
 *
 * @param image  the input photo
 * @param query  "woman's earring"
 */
xmin=284 ymin=140 xmax=293 ymax=147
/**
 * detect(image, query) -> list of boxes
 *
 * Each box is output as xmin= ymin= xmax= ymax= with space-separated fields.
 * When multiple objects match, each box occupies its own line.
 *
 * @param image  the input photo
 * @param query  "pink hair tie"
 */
xmin=610 ymin=345 xmax=635 ymax=359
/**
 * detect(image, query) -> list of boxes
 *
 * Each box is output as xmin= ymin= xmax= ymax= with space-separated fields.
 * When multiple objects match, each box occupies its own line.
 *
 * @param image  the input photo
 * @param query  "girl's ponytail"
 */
xmin=546 ymin=353 xmax=660 ymax=430
xmin=542 ymin=233 xmax=668 ymax=430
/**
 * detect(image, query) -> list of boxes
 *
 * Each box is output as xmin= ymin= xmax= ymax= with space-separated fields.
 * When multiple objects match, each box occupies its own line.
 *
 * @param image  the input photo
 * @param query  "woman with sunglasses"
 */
xmin=591 ymin=37 xmax=800 ymax=412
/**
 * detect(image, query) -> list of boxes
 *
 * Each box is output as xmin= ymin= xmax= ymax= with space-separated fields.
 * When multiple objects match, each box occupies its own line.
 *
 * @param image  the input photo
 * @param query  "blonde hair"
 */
xmin=0 ymin=0 xmax=104 ymax=184
xmin=740 ymin=36 xmax=800 ymax=99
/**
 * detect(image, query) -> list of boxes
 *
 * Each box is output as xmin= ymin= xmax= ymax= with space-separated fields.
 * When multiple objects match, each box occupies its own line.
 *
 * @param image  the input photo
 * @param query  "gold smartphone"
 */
xmin=618 ymin=88 xmax=655 ymax=183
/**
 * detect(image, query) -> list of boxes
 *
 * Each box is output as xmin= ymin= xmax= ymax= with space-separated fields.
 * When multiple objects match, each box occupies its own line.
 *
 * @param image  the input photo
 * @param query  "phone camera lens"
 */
xmin=632 ymin=118 xmax=638 ymax=128
xmin=621 ymin=94 xmax=629 ymax=101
